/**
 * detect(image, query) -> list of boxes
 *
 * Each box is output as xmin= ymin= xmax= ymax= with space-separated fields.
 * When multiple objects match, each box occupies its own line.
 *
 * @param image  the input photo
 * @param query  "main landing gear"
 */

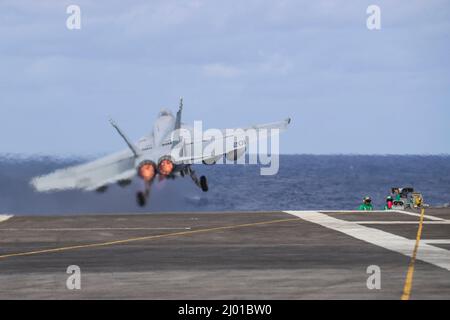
xmin=136 ymin=182 xmax=151 ymax=207
xmin=185 ymin=166 xmax=208 ymax=192
xmin=200 ymin=175 xmax=208 ymax=192
xmin=135 ymin=166 xmax=209 ymax=207
xmin=136 ymin=191 xmax=146 ymax=207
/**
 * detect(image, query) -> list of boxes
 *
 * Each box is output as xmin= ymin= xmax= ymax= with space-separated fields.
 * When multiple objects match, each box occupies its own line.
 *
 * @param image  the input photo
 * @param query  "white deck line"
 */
xmin=318 ymin=210 xmax=446 ymax=221
xmin=285 ymin=211 xmax=450 ymax=271
xmin=0 ymin=227 xmax=191 ymax=231
xmin=0 ymin=215 xmax=13 ymax=224
xmin=356 ymin=221 xmax=450 ymax=225
xmin=392 ymin=210 xmax=446 ymax=221
xmin=422 ymin=240 xmax=450 ymax=245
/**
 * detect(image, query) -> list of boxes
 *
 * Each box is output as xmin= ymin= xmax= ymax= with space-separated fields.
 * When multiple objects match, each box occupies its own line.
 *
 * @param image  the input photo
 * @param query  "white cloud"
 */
xmin=257 ymin=52 xmax=294 ymax=75
xmin=202 ymin=63 xmax=242 ymax=78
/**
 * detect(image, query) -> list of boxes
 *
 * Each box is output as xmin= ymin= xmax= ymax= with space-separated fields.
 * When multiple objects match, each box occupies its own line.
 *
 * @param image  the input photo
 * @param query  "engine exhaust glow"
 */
xmin=138 ymin=161 xmax=156 ymax=181
xmin=158 ymin=158 xmax=174 ymax=176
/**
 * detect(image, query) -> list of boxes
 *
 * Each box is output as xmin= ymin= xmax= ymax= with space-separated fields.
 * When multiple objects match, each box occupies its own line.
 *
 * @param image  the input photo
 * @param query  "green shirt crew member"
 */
xmin=358 ymin=196 xmax=374 ymax=211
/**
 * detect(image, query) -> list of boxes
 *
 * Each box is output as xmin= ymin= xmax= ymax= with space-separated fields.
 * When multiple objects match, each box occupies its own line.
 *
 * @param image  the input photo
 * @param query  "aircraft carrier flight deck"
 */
xmin=0 ymin=208 xmax=449 ymax=299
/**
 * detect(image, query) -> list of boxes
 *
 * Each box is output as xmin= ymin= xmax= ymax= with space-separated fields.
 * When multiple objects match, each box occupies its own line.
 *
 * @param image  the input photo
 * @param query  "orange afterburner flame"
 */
xmin=158 ymin=158 xmax=174 ymax=176
xmin=138 ymin=161 xmax=156 ymax=181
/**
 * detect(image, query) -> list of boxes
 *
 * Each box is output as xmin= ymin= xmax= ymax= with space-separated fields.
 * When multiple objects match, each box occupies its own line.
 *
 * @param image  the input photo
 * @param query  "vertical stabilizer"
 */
xmin=172 ymin=97 xmax=184 ymax=148
xmin=175 ymin=97 xmax=183 ymax=130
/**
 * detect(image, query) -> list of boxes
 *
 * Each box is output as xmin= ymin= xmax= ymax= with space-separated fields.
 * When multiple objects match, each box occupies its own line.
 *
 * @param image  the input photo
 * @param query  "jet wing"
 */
xmin=31 ymin=150 xmax=136 ymax=192
xmin=173 ymin=118 xmax=291 ymax=164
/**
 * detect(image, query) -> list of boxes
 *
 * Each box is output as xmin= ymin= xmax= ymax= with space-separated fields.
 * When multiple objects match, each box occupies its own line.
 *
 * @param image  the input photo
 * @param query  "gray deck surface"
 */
xmin=0 ymin=208 xmax=449 ymax=299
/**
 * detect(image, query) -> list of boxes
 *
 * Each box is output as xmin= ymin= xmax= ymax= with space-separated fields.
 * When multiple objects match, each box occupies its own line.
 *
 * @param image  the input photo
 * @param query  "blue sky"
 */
xmin=0 ymin=0 xmax=449 ymax=155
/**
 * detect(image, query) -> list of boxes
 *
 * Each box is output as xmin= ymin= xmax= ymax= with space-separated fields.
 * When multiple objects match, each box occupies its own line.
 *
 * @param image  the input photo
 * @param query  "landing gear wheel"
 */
xmin=136 ymin=191 xmax=146 ymax=207
xmin=200 ymin=176 xmax=208 ymax=192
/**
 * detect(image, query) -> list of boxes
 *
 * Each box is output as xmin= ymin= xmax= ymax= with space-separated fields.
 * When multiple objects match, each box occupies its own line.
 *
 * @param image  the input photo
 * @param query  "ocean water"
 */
xmin=0 ymin=155 xmax=449 ymax=215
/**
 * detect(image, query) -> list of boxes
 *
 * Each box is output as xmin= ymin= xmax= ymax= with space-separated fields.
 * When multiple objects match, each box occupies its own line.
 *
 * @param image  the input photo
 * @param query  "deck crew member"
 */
xmin=358 ymin=196 xmax=373 ymax=211
xmin=384 ymin=196 xmax=393 ymax=210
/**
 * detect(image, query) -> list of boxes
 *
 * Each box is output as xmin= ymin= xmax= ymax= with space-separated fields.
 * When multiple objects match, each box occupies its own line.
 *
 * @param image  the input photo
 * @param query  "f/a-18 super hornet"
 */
xmin=31 ymin=99 xmax=291 ymax=206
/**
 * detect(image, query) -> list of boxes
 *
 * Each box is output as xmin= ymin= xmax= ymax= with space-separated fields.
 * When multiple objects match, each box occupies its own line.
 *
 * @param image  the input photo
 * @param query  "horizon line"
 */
xmin=1 ymin=152 xmax=449 ymax=160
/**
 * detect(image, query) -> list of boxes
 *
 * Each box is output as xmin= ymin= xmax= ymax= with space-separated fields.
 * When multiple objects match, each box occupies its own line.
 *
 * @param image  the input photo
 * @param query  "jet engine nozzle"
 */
xmin=137 ymin=160 xmax=157 ymax=181
xmin=158 ymin=156 xmax=174 ymax=176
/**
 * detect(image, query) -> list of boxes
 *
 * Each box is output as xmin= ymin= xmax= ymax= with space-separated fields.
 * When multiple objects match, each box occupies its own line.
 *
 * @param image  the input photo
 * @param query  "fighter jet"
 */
xmin=31 ymin=99 xmax=291 ymax=206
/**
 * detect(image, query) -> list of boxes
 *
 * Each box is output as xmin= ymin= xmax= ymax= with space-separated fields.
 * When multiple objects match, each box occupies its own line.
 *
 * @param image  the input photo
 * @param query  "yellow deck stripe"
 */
xmin=401 ymin=208 xmax=426 ymax=300
xmin=0 ymin=217 xmax=300 ymax=260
